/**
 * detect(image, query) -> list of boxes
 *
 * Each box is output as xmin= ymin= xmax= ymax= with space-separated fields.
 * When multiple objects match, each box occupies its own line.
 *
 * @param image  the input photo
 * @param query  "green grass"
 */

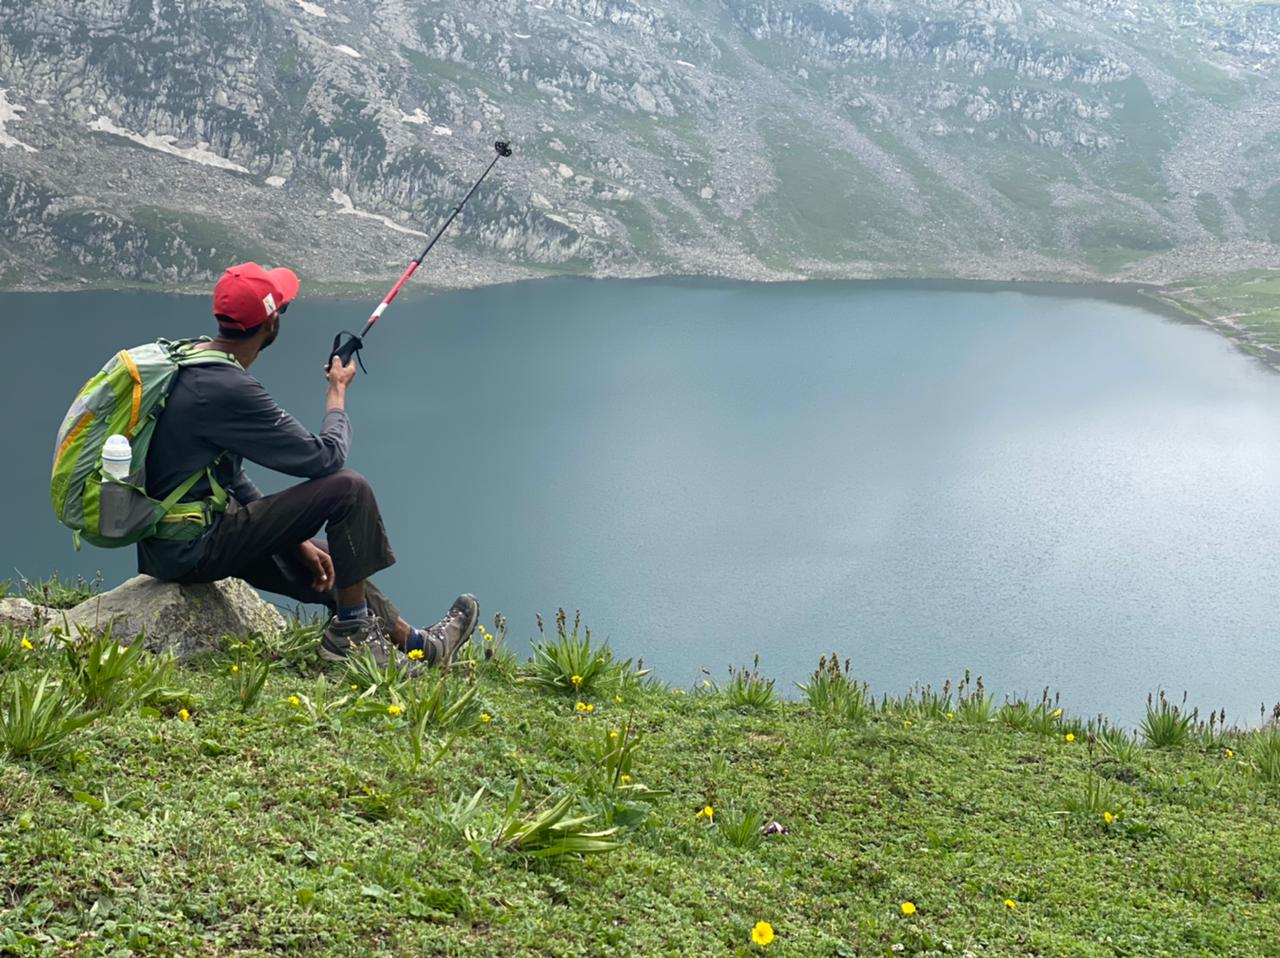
xmin=1141 ymin=693 xmax=1197 ymax=749
xmin=1146 ymin=40 xmax=1245 ymax=102
xmin=1259 ymin=183 xmax=1280 ymax=244
xmin=2 ymin=623 xmax=1280 ymax=955
xmin=756 ymin=123 xmax=917 ymax=268
xmin=1077 ymin=218 xmax=1175 ymax=276
xmin=1096 ymin=76 xmax=1175 ymax=207
xmin=19 ymin=573 xmax=101 ymax=611
xmin=1195 ymin=193 xmax=1228 ymax=239
xmin=1161 ymin=270 xmax=1280 ymax=349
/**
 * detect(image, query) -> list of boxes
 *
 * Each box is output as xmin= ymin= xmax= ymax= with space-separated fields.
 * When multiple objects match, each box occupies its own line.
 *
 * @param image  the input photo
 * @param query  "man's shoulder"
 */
xmin=175 ymin=361 xmax=268 ymax=405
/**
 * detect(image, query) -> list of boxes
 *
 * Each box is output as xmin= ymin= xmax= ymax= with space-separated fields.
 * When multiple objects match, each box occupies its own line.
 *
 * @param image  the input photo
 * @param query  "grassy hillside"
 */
xmin=2 ymin=611 xmax=1279 ymax=957
xmin=1161 ymin=271 xmax=1280 ymax=346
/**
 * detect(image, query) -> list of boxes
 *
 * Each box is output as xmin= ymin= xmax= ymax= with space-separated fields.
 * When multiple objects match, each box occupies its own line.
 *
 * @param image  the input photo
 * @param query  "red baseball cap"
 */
xmin=213 ymin=262 xmax=301 ymax=330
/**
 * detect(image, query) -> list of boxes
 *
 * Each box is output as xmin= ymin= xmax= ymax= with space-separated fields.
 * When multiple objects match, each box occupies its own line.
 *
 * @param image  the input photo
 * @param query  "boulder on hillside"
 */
xmin=55 ymin=575 xmax=286 ymax=661
xmin=0 ymin=597 xmax=48 ymax=633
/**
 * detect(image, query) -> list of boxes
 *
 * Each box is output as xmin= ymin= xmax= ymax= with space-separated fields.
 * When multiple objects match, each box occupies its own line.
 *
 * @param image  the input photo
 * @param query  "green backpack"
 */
xmin=51 ymin=339 xmax=239 ymax=548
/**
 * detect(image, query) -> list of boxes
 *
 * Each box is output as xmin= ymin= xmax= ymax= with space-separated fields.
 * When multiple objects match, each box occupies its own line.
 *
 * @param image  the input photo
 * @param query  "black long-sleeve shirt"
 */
xmin=137 ymin=359 xmax=351 ymax=579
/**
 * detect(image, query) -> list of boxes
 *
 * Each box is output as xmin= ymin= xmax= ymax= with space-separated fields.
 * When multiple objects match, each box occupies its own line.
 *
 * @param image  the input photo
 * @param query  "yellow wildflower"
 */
xmin=1226 ymin=748 xmax=1234 ymax=759
xmin=576 ymin=701 xmax=588 ymax=712
xmin=1052 ymin=708 xmax=1063 ymax=718
xmin=620 ymin=774 xmax=632 ymax=785
xmin=1004 ymin=898 xmax=1017 ymax=910
xmin=751 ymin=921 xmax=775 ymax=946
xmin=903 ymin=719 xmax=913 ymax=728
xmin=288 ymin=695 xmax=301 ymax=707
xmin=231 ymin=664 xmax=239 ymax=673
xmin=1065 ymin=732 xmax=1075 ymax=742
xmin=177 ymin=708 xmax=190 ymax=722
xmin=570 ymin=674 xmax=583 ymax=687
xmin=407 ymin=649 xmax=424 ymax=661
xmin=484 ymin=633 xmax=493 ymax=641
xmin=586 ymin=703 xmax=595 ymax=712
xmin=945 ymin=712 xmax=955 ymax=720
xmin=900 ymin=901 xmax=916 ymax=916
xmin=387 ymin=704 xmax=402 ymax=717
xmin=1104 ymin=811 xmax=1115 ymax=825
xmin=702 ymin=679 xmax=712 ymax=688
xmin=615 ymin=695 xmax=623 ymax=704
xmin=481 ymin=713 xmax=492 ymax=723
xmin=609 ymin=729 xmax=619 ymax=740
xmin=20 ymin=638 xmax=34 ymax=651
xmin=697 ymin=805 xmax=714 ymax=821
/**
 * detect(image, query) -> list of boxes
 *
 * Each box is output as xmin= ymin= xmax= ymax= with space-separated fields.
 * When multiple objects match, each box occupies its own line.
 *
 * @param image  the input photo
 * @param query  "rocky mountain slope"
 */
xmin=0 ymin=0 xmax=1277 ymax=291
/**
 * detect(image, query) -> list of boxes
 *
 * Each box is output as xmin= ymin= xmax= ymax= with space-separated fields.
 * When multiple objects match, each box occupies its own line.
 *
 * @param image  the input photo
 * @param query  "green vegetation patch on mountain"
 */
xmin=1161 ymin=270 xmax=1280 ymax=352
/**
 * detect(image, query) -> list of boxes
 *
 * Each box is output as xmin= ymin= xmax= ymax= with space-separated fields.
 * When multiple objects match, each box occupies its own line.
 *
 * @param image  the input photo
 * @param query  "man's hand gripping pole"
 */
xmin=327 ymin=139 xmax=514 ymax=371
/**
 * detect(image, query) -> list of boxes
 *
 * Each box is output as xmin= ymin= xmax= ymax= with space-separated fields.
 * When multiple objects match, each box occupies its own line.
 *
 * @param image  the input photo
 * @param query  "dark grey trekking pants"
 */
xmin=176 ymin=469 xmax=402 ymax=625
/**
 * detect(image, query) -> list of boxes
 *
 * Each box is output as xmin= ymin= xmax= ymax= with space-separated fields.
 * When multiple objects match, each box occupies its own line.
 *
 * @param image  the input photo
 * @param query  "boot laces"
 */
xmin=427 ymin=607 xmax=466 ymax=640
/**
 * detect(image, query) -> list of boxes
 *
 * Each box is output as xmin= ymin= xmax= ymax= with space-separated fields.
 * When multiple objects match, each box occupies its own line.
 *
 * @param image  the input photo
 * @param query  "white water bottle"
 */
xmin=101 ymin=434 xmax=132 ymax=480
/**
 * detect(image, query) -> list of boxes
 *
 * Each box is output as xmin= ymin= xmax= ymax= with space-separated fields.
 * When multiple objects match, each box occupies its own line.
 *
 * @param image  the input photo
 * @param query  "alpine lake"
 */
xmin=4 ymin=277 xmax=1280 ymax=727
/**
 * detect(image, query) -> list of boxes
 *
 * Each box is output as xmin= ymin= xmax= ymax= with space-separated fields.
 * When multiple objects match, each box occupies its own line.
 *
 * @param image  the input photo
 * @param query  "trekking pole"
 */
xmin=328 ymin=139 xmax=514 ymax=370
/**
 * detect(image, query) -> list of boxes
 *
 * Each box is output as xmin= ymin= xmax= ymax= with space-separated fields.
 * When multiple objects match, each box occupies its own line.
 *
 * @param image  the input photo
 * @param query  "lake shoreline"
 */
xmin=0 ymin=271 xmax=1202 ymax=309
xmin=8 ymin=269 xmax=1269 ymax=370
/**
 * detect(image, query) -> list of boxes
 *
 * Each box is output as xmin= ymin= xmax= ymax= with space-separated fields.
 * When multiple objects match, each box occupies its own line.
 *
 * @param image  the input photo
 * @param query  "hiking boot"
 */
xmin=319 ymin=614 xmax=419 ymax=673
xmin=416 ymin=594 xmax=480 ymax=667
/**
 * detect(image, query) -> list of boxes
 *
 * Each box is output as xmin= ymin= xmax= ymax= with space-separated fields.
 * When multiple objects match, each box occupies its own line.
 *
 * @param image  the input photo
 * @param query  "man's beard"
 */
xmin=260 ymin=324 xmax=279 ymax=350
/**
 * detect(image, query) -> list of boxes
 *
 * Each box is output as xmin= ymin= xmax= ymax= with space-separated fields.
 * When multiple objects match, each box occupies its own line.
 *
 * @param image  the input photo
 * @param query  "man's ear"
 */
xmin=252 ymin=314 xmax=279 ymax=346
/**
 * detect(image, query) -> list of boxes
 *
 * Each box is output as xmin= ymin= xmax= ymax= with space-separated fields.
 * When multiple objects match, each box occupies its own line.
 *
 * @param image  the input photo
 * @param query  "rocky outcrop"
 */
xmin=0 ymin=597 xmax=47 ymax=633
xmin=55 ymin=576 xmax=285 ymax=661
xmin=0 ymin=0 xmax=1278 ymax=288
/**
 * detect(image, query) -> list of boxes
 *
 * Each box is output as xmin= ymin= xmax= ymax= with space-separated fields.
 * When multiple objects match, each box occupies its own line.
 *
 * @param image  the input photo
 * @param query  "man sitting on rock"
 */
xmin=138 ymin=262 xmax=477 ymax=669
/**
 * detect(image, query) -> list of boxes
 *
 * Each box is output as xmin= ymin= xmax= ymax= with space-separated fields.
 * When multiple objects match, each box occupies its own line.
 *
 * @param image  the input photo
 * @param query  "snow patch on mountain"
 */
xmin=0 ymin=90 xmax=37 ymax=153
xmin=330 ymin=189 xmax=427 ymax=237
xmin=87 ymin=116 xmax=248 ymax=172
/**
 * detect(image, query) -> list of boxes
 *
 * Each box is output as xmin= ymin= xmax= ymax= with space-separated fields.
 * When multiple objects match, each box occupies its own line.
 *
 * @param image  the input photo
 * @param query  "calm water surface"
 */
xmin=3 ymin=278 xmax=1279 ymax=725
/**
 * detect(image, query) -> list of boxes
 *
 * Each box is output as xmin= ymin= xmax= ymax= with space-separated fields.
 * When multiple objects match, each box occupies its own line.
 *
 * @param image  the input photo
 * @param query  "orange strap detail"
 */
xmin=119 ymin=350 xmax=143 ymax=432
xmin=53 ymin=411 xmax=94 ymax=475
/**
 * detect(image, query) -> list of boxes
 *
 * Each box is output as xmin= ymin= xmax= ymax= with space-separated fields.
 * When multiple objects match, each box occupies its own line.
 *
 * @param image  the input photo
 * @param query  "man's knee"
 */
xmin=328 ymin=468 xmax=375 ymax=504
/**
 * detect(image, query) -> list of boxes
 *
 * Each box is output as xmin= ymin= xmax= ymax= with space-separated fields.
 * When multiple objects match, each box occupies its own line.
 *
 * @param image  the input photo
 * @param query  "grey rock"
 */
xmin=0 ymin=597 xmax=48 ymax=633
xmin=56 ymin=575 xmax=285 ymax=661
